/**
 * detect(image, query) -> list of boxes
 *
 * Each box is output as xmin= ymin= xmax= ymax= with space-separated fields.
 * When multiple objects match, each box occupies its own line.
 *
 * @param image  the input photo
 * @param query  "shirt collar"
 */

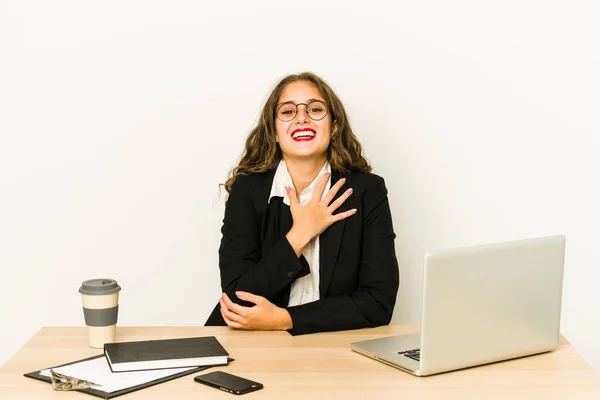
xmin=268 ymin=160 xmax=331 ymax=206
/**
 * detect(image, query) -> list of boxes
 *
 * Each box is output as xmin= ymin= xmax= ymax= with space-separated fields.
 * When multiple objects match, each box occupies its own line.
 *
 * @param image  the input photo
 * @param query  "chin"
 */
xmin=286 ymin=153 xmax=327 ymax=161
xmin=280 ymin=143 xmax=329 ymax=160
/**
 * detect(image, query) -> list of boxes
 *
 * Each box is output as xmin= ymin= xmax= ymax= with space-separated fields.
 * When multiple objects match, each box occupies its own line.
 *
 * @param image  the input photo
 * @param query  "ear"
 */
xmin=332 ymin=120 xmax=338 ymax=137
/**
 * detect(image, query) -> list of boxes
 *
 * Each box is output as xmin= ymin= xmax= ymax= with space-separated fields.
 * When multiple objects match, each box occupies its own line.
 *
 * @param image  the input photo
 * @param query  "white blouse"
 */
xmin=268 ymin=159 xmax=332 ymax=306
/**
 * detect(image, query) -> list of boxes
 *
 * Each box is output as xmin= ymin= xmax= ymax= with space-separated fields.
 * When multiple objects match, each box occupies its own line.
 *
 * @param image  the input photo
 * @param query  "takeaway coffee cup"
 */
xmin=79 ymin=279 xmax=121 ymax=348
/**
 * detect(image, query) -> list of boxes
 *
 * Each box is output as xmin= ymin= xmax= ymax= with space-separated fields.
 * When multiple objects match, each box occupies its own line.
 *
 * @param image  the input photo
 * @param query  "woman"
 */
xmin=205 ymin=72 xmax=399 ymax=335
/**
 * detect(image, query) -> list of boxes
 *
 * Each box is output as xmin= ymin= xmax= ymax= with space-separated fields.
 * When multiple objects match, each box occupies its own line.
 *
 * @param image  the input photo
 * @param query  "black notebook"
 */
xmin=104 ymin=336 xmax=229 ymax=372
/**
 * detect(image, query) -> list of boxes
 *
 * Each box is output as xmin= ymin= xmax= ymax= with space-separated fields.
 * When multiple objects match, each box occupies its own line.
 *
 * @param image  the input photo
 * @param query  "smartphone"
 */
xmin=194 ymin=371 xmax=263 ymax=395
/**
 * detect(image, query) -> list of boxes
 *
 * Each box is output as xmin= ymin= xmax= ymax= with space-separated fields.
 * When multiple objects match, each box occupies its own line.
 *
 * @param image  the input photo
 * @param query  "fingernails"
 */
xmin=325 ymin=173 xmax=331 ymax=179
xmin=236 ymin=291 xmax=245 ymax=298
xmin=347 ymin=188 xmax=353 ymax=195
xmin=350 ymin=208 xmax=357 ymax=214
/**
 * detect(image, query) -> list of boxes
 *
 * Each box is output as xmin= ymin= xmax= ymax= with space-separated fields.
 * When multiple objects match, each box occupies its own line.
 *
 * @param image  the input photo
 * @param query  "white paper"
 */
xmin=39 ymin=357 xmax=197 ymax=393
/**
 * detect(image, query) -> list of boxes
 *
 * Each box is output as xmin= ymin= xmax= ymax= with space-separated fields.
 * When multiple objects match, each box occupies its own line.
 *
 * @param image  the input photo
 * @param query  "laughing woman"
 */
xmin=205 ymin=72 xmax=399 ymax=335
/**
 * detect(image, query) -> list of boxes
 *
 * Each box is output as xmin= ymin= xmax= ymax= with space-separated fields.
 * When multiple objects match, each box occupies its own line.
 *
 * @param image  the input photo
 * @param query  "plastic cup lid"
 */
xmin=79 ymin=279 xmax=121 ymax=295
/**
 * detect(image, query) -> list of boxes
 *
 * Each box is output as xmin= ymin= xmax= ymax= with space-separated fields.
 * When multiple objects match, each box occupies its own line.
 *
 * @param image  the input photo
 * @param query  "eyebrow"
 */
xmin=277 ymin=98 xmax=323 ymax=106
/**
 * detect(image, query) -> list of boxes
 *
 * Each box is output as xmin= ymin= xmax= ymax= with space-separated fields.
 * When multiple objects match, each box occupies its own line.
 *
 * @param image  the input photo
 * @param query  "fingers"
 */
xmin=220 ymin=297 xmax=243 ymax=321
xmin=220 ymin=291 xmax=265 ymax=330
xmin=220 ymin=307 xmax=244 ymax=329
xmin=331 ymin=208 xmax=358 ymax=223
xmin=327 ymin=187 xmax=353 ymax=212
xmin=285 ymin=186 xmax=299 ymax=208
xmin=313 ymin=173 xmax=332 ymax=200
xmin=235 ymin=291 xmax=264 ymax=305
xmin=221 ymin=293 xmax=248 ymax=316
xmin=322 ymin=177 xmax=346 ymax=205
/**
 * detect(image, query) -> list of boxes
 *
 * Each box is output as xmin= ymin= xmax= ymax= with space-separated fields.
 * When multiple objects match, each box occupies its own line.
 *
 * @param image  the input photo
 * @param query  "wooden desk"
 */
xmin=1 ymin=326 xmax=599 ymax=399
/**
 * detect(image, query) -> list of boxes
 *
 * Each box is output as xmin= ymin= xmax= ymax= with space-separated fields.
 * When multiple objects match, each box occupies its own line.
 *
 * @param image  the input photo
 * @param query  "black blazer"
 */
xmin=205 ymin=168 xmax=400 ymax=335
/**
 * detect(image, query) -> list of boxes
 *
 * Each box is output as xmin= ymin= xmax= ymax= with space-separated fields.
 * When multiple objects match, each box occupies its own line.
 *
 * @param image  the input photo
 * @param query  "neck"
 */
xmin=283 ymin=155 xmax=328 ymax=194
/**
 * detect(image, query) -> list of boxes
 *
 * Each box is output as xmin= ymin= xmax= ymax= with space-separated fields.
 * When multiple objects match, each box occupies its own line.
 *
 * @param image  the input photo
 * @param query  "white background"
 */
xmin=1 ymin=1 xmax=598 ymax=372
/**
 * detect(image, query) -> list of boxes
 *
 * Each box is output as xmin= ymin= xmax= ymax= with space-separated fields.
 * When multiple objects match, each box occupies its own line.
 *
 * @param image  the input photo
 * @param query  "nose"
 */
xmin=295 ymin=104 xmax=309 ymax=124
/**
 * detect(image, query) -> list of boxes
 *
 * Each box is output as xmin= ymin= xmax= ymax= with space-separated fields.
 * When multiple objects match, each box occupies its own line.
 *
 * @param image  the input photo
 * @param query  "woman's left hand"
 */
xmin=220 ymin=292 xmax=293 ymax=331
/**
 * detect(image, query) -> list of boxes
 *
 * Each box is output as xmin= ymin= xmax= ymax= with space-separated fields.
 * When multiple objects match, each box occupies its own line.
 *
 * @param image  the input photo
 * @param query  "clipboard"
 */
xmin=24 ymin=355 xmax=233 ymax=399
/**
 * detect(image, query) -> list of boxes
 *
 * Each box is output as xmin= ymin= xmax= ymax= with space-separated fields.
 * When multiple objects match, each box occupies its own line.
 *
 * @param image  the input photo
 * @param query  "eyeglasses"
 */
xmin=275 ymin=100 xmax=329 ymax=122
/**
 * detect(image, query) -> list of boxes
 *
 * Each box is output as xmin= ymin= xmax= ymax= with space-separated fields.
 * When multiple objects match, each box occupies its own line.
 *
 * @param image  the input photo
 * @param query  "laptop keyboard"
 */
xmin=398 ymin=349 xmax=420 ymax=361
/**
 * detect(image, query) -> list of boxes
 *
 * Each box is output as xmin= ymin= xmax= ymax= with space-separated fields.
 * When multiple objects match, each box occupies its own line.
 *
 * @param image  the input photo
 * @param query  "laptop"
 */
xmin=351 ymin=235 xmax=566 ymax=376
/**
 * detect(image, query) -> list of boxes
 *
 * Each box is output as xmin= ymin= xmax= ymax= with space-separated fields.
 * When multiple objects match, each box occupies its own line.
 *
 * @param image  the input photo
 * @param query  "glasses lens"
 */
xmin=277 ymin=103 xmax=296 ymax=122
xmin=307 ymin=101 xmax=328 ymax=121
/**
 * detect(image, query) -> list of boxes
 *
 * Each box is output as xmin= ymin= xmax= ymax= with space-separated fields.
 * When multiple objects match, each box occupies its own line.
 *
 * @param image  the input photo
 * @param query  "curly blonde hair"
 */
xmin=223 ymin=72 xmax=371 ymax=193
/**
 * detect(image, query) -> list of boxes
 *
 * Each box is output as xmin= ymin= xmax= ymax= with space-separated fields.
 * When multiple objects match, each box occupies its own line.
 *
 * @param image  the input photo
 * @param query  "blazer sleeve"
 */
xmin=218 ymin=175 xmax=310 ymax=305
xmin=285 ymin=175 xmax=400 ymax=335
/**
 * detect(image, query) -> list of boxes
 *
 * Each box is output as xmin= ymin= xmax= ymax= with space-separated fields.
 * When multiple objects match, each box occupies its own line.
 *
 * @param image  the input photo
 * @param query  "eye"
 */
xmin=308 ymin=107 xmax=323 ymax=113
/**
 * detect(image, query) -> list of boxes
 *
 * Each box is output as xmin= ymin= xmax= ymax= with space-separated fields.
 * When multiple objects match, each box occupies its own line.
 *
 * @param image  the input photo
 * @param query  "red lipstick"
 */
xmin=291 ymin=128 xmax=316 ymax=142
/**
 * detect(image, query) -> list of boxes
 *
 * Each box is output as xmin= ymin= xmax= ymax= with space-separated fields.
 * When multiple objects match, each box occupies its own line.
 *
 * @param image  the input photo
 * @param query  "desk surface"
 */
xmin=1 ymin=326 xmax=599 ymax=399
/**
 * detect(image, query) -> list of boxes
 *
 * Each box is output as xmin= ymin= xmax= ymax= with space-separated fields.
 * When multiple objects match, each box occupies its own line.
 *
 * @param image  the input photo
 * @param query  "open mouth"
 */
xmin=291 ymin=128 xmax=316 ymax=142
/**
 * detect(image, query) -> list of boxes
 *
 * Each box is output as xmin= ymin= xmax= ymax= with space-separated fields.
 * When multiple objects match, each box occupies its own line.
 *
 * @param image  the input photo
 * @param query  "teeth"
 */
xmin=292 ymin=131 xmax=315 ymax=139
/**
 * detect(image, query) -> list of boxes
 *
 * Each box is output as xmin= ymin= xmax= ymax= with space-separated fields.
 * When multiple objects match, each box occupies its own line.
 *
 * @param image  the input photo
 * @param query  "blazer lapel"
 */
xmin=259 ymin=166 xmax=293 ymax=307
xmin=262 ymin=166 xmax=293 ymax=237
xmin=319 ymin=170 xmax=349 ymax=296
xmin=259 ymin=167 xmax=279 ymax=254
xmin=260 ymin=167 xmax=277 ymax=206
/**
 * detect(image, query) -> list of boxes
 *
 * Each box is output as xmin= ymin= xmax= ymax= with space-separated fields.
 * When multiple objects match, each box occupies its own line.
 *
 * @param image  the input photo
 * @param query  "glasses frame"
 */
xmin=275 ymin=100 xmax=330 ymax=122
